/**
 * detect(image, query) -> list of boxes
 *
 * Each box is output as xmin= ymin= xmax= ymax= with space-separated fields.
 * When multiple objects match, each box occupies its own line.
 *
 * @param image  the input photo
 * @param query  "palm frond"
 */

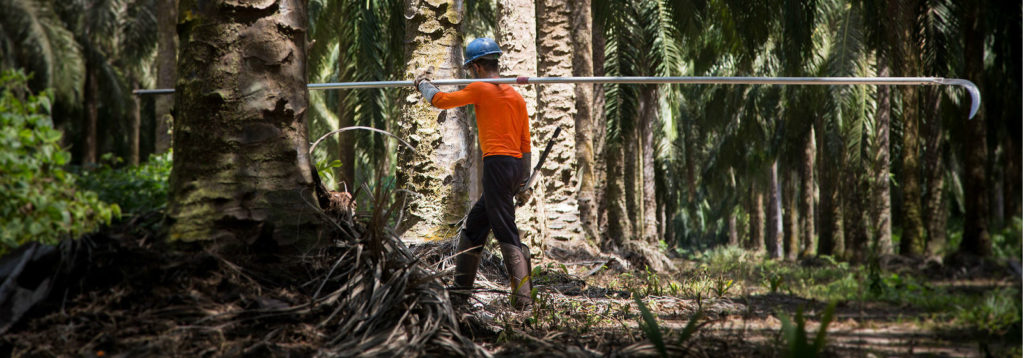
xmin=0 ymin=0 xmax=86 ymax=106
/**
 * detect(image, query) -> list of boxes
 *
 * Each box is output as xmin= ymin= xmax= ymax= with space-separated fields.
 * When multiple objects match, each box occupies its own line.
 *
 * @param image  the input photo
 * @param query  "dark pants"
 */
xmin=463 ymin=155 xmax=523 ymax=247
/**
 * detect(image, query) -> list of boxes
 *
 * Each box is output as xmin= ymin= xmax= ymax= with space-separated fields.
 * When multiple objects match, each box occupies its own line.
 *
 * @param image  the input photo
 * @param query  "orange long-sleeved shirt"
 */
xmin=431 ymin=81 xmax=531 ymax=158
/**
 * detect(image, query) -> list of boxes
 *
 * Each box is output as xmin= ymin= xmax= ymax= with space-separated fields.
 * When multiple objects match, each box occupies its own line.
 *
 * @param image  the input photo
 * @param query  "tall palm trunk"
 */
xmin=84 ymin=65 xmax=98 ymax=164
xmin=959 ymin=1 xmax=990 ymax=256
xmin=536 ymin=0 xmax=582 ymax=242
xmin=767 ymin=159 xmax=783 ymax=258
xmin=497 ymin=0 xmax=546 ymax=248
xmin=870 ymin=61 xmax=893 ymax=259
xmin=898 ymin=83 xmax=925 ymax=256
xmin=800 ymin=126 xmax=816 ymax=257
xmin=593 ymin=19 xmax=609 ymax=238
xmin=748 ymin=186 xmax=765 ymax=251
xmin=154 ymin=0 xmax=176 ymax=154
xmin=639 ymin=85 xmax=659 ymax=244
xmin=604 ymin=141 xmax=632 ymax=249
xmin=570 ymin=0 xmax=599 ymax=242
xmin=130 ymin=79 xmax=141 ymax=165
xmin=844 ymin=159 xmax=871 ymax=259
xmin=817 ymin=120 xmax=844 ymax=258
xmin=783 ymin=168 xmax=799 ymax=261
xmin=623 ymin=111 xmax=639 ymax=238
xmin=169 ymin=0 xmax=320 ymax=245
xmin=728 ymin=209 xmax=739 ymax=247
xmin=396 ymin=0 xmax=471 ymax=239
xmin=923 ymin=88 xmax=946 ymax=254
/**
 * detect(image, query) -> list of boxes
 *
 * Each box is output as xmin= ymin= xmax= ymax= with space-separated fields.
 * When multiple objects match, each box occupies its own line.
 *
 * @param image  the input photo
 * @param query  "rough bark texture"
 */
xmin=593 ymin=22 xmax=611 ymax=247
xmin=154 ymin=0 xmax=177 ymax=154
xmin=783 ymin=169 xmax=799 ymax=261
xmin=622 ymin=115 xmax=638 ymax=240
xmin=748 ymin=188 xmax=765 ymax=252
xmin=923 ymin=88 xmax=946 ymax=254
xmin=959 ymin=2 xmax=990 ymax=256
xmin=843 ymin=158 xmax=870 ymax=260
xmin=898 ymin=84 xmax=924 ymax=256
xmin=800 ymin=127 xmax=816 ymax=257
xmin=639 ymin=86 xmax=659 ymax=245
xmin=569 ymin=0 xmax=599 ymax=243
xmin=604 ymin=141 xmax=631 ymax=250
xmin=870 ymin=62 xmax=893 ymax=259
xmin=496 ymin=0 xmax=546 ymax=251
xmin=397 ymin=0 xmax=471 ymax=240
xmin=169 ymin=0 xmax=321 ymax=246
xmin=536 ymin=0 xmax=583 ymax=243
xmin=767 ymin=160 xmax=783 ymax=259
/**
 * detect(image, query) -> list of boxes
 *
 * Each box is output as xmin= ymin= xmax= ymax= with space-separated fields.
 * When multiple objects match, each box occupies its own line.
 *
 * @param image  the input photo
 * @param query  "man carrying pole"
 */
xmin=414 ymin=38 xmax=534 ymax=309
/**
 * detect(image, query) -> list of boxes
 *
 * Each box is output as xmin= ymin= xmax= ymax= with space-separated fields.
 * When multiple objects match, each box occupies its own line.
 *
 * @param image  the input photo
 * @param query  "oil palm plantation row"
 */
xmin=2 ymin=0 xmax=1017 ymax=262
xmin=653 ymin=0 xmax=1020 ymax=261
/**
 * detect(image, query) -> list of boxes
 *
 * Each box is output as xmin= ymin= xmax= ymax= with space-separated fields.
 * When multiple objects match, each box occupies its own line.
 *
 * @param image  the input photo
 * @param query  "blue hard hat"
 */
xmin=464 ymin=38 xmax=502 ymax=66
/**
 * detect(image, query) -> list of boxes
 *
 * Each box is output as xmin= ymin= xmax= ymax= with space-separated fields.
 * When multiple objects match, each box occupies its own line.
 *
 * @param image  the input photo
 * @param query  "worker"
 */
xmin=414 ymin=37 xmax=534 ymax=309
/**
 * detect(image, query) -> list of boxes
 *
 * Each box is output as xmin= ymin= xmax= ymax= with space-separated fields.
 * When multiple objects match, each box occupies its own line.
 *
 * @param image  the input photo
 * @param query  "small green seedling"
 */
xmin=633 ymin=293 xmax=668 ymax=358
xmin=778 ymin=302 xmax=836 ymax=358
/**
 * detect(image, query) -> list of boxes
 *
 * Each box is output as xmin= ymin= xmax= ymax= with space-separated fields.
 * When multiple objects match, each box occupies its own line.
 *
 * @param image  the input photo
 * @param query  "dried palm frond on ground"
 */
xmin=1 ymin=177 xmax=488 ymax=357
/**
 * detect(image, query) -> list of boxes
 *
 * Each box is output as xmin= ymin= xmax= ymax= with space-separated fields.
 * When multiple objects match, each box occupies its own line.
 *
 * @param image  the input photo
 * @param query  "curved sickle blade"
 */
xmin=938 ymin=79 xmax=981 ymax=119
xmin=522 ymin=126 xmax=563 ymax=191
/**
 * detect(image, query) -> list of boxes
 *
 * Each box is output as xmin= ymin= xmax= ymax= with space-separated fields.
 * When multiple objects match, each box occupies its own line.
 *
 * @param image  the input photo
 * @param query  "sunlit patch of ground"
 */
xmin=455 ymin=251 xmax=1021 ymax=357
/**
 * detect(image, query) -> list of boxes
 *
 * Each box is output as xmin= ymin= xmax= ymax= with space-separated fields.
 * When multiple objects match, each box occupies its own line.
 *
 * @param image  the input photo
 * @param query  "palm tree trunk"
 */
xmin=800 ymin=126 xmax=816 ymax=257
xmin=395 ymin=0 xmax=471 ymax=239
xmin=817 ymin=122 xmax=844 ymax=258
xmin=959 ymin=1 xmax=990 ymax=256
xmin=593 ymin=19 xmax=609 ymax=238
xmin=728 ymin=209 xmax=739 ymax=247
xmin=154 ymin=0 xmax=176 ymax=154
xmin=767 ymin=159 xmax=783 ymax=258
xmin=130 ymin=80 xmax=141 ymax=165
xmin=639 ymin=86 xmax=658 ymax=244
xmin=749 ymin=186 xmax=765 ymax=251
xmin=169 ymin=0 xmax=320 ymax=245
xmin=84 ymin=65 xmax=98 ymax=165
xmin=497 ymin=0 xmax=546 ymax=249
xmin=898 ymin=86 xmax=925 ymax=257
xmin=623 ymin=112 xmax=639 ymax=238
xmin=604 ymin=141 xmax=632 ymax=249
xmin=923 ymin=88 xmax=946 ymax=254
xmin=536 ymin=0 xmax=583 ymax=243
xmin=844 ymin=160 xmax=870 ymax=259
xmin=570 ymin=0 xmax=599 ymax=242
xmin=783 ymin=168 xmax=799 ymax=261
xmin=870 ymin=61 xmax=893 ymax=259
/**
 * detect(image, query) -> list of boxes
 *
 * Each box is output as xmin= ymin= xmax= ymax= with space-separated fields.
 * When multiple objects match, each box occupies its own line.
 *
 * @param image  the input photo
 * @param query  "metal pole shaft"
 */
xmin=133 ymin=76 xmax=981 ymax=118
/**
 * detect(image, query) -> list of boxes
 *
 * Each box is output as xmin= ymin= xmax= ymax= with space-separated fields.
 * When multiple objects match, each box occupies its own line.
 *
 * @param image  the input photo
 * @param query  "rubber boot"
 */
xmin=451 ymin=237 xmax=482 ymax=307
xmin=500 ymin=243 xmax=533 ymax=309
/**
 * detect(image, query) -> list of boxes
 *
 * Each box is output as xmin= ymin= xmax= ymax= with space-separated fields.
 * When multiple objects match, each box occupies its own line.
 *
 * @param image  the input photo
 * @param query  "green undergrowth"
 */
xmin=687 ymin=246 xmax=1022 ymax=336
xmin=75 ymin=152 xmax=172 ymax=216
xmin=0 ymin=70 xmax=119 ymax=254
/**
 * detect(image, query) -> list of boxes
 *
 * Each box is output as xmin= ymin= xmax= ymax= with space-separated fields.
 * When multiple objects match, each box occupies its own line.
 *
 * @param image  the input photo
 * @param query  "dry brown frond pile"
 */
xmin=2 ymin=181 xmax=487 ymax=357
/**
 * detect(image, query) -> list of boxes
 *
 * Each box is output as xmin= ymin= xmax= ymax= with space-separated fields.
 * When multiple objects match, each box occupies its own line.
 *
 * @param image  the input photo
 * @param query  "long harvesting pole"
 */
xmin=134 ymin=76 xmax=981 ymax=118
